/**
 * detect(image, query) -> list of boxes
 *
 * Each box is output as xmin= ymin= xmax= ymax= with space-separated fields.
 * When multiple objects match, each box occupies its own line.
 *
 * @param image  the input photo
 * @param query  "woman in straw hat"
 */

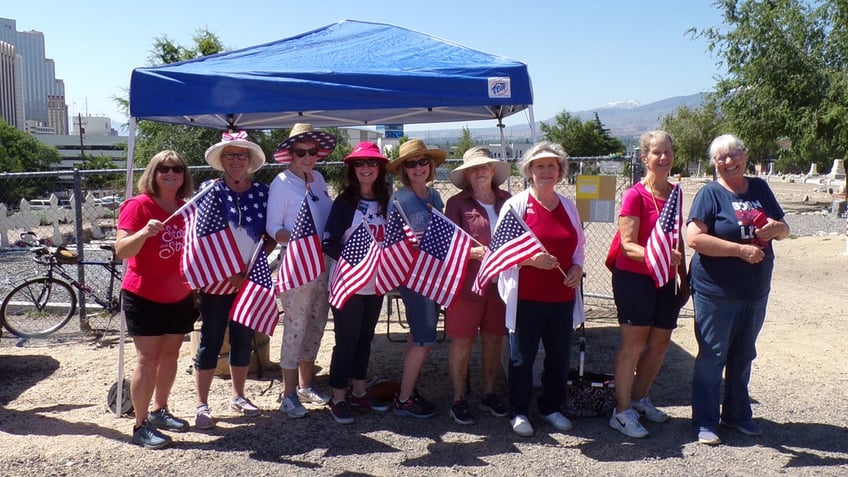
xmin=443 ymin=146 xmax=512 ymax=425
xmin=322 ymin=142 xmax=392 ymax=424
xmin=385 ymin=138 xmax=447 ymax=419
xmin=192 ymin=131 xmax=270 ymax=430
xmin=497 ymin=141 xmax=585 ymax=437
xmin=266 ymin=123 xmax=336 ymax=418
xmin=116 ymin=149 xmax=196 ymax=449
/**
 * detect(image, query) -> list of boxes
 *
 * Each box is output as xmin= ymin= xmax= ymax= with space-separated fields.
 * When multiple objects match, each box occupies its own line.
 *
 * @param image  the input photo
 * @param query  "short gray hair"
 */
xmin=518 ymin=141 xmax=569 ymax=181
xmin=708 ymin=134 xmax=748 ymax=161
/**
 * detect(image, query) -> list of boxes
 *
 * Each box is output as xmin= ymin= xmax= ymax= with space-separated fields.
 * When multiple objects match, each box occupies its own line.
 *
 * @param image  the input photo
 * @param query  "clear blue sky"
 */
xmin=4 ymin=0 xmax=725 ymax=132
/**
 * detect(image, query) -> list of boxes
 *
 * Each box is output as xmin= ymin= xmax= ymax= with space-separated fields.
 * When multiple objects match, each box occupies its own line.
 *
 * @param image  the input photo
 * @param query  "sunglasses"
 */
xmin=351 ymin=159 xmax=380 ymax=168
xmin=403 ymin=157 xmax=431 ymax=169
xmin=156 ymin=165 xmax=185 ymax=174
xmin=222 ymin=152 xmax=250 ymax=160
xmin=292 ymin=147 xmax=319 ymax=158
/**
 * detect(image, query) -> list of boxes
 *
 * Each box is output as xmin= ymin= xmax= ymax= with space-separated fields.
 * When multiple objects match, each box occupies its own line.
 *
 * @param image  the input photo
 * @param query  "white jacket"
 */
xmin=496 ymin=189 xmax=586 ymax=330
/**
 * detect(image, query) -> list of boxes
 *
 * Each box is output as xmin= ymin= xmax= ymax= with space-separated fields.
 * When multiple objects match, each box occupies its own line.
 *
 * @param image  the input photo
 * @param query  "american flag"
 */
xmin=645 ymin=184 xmax=682 ymax=288
xmin=374 ymin=204 xmax=417 ymax=295
xmin=473 ymin=206 xmax=543 ymax=294
xmin=328 ymin=222 xmax=380 ymax=309
xmin=276 ymin=195 xmax=324 ymax=293
xmin=407 ymin=208 xmax=472 ymax=308
xmin=230 ymin=244 xmax=280 ymax=336
xmin=181 ymin=182 xmax=244 ymax=289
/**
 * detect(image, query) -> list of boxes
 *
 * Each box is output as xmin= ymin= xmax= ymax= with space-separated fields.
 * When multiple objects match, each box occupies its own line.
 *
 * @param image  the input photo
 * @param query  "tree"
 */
xmin=660 ymin=100 xmax=726 ymax=174
xmin=454 ymin=126 xmax=475 ymax=159
xmin=540 ymin=111 xmax=625 ymax=157
xmin=697 ymin=0 xmax=848 ymax=173
xmin=0 ymin=119 xmax=63 ymax=205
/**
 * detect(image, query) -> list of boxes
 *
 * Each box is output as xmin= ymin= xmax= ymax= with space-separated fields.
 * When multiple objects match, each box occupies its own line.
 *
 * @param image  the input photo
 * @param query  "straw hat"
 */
xmin=386 ymin=138 xmax=447 ymax=174
xmin=449 ymin=146 xmax=510 ymax=189
xmin=204 ymin=131 xmax=266 ymax=173
xmin=273 ymin=123 xmax=337 ymax=164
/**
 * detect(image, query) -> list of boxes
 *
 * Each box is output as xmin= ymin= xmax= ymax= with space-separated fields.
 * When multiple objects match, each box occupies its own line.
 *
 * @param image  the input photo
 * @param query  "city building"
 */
xmin=0 ymin=39 xmax=24 ymax=129
xmin=0 ymin=17 xmax=68 ymax=134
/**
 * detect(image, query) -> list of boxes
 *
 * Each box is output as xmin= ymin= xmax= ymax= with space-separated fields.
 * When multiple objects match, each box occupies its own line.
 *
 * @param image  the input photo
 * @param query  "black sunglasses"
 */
xmin=156 ymin=165 xmax=185 ymax=174
xmin=403 ymin=157 xmax=431 ymax=169
xmin=292 ymin=147 xmax=319 ymax=158
xmin=351 ymin=159 xmax=380 ymax=168
xmin=306 ymin=187 xmax=319 ymax=202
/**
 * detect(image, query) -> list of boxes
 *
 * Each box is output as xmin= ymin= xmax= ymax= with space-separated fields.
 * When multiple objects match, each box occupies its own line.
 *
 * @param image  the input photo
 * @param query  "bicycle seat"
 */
xmin=54 ymin=246 xmax=79 ymax=264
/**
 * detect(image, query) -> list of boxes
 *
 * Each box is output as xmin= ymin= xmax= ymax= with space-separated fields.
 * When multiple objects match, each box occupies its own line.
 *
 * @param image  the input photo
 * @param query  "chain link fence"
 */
xmin=0 ymin=156 xmax=637 ymax=334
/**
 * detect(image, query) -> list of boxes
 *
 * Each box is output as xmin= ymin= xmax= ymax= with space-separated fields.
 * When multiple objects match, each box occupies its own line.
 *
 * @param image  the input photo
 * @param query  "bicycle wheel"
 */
xmin=1 ymin=277 xmax=77 ymax=338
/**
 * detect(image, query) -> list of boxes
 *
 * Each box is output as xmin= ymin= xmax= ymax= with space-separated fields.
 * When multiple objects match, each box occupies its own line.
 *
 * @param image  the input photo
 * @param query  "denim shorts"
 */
xmin=398 ymin=286 xmax=439 ymax=346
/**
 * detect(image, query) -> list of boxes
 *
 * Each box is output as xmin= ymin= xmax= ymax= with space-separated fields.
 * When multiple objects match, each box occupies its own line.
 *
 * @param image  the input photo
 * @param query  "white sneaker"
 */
xmin=631 ymin=396 xmax=669 ymax=423
xmin=541 ymin=411 xmax=573 ymax=432
xmin=230 ymin=396 xmax=261 ymax=417
xmin=280 ymin=394 xmax=308 ymax=418
xmin=609 ymin=407 xmax=649 ymax=438
xmin=195 ymin=403 xmax=215 ymax=430
xmin=698 ymin=426 xmax=721 ymax=445
xmin=297 ymin=386 xmax=330 ymax=406
xmin=510 ymin=414 xmax=534 ymax=437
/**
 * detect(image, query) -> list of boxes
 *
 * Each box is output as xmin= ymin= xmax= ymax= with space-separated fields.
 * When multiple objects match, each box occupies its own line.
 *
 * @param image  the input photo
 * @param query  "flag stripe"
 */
xmin=328 ymin=223 xmax=381 ymax=309
xmin=406 ymin=209 xmax=472 ymax=309
xmin=473 ymin=207 xmax=543 ymax=295
xmin=180 ymin=182 xmax=244 ymax=289
xmin=645 ymin=184 xmax=682 ymax=288
xmin=230 ymin=248 xmax=280 ymax=336
xmin=374 ymin=204 xmax=417 ymax=295
xmin=275 ymin=196 xmax=325 ymax=293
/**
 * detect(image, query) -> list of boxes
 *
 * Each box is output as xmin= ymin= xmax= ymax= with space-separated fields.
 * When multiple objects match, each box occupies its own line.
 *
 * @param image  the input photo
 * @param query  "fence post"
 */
xmin=73 ymin=169 xmax=89 ymax=330
xmin=630 ymin=149 xmax=642 ymax=187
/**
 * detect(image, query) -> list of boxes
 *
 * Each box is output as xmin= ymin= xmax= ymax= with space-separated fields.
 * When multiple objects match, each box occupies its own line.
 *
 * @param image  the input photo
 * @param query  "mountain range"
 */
xmin=407 ymin=92 xmax=708 ymax=142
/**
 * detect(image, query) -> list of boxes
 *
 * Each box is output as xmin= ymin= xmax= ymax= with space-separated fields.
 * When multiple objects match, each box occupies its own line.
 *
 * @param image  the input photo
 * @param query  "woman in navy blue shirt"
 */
xmin=686 ymin=134 xmax=790 ymax=446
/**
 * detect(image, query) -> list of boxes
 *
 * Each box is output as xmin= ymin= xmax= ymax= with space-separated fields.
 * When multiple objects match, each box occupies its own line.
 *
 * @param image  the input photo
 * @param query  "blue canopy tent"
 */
xmin=114 ymin=19 xmax=535 ymax=414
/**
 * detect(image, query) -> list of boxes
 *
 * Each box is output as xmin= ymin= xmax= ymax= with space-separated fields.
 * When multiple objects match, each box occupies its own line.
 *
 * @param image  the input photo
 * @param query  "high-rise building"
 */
xmin=0 ymin=17 xmax=67 ymax=134
xmin=0 ymin=39 xmax=24 ymax=129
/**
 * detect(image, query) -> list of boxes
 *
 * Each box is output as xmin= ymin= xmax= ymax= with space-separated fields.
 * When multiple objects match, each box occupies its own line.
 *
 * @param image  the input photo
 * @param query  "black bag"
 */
xmin=563 ymin=333 xmax=616 ymax=419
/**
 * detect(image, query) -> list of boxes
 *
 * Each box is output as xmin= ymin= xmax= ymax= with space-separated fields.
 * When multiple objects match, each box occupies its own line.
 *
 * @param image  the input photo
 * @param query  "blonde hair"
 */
xmin=518 ymin=141 xmax=569 ymax=182
xmin=137 ymin=150 xmax=194 ymax=199
xmin=639 ymin=130 xmax=674 ymax=158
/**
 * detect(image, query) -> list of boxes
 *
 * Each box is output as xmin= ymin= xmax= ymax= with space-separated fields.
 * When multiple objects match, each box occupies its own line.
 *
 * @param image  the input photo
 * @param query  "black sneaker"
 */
xmin=329 ymin=400 xmax=355 ymax=425
xmin=393 ymin=393 xmax=435 ymax=419
xmin=347 ymin=390 xmax=391 ymax=413
xmin=147 ymin=407 xmax=189 ymax=433
xmin=479 ymin=394 xmax=509 ymax=418
xmin=449 ymin=399 xmax=475 ymax=425
xmin=131 ymin=420 xmax=172 ymax=449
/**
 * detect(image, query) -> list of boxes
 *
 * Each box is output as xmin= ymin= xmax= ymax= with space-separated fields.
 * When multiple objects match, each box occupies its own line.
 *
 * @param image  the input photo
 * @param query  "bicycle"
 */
xmin=0 ymin=242 xmax=122 ymax=339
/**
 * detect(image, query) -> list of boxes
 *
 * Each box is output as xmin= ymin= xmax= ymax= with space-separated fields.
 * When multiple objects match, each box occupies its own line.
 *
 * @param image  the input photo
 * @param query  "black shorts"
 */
xmin=612 ymin=267 xmax=680 ymax=329
xmin=122 ymin=290 xmax=198 ymax=337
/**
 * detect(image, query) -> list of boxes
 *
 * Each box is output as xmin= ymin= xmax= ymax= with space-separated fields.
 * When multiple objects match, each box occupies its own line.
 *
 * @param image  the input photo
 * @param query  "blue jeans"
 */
xmin=691 ymin=290 xmax=767 ymax=430
xmin=328 ymin=294 xmax=384 ymax=390
xmin=194 ymin=293 xmax=254 ymax=369
xmin=398 ymin=286 xmax=439 ymax=346
xmin=508 ymin=299 xmax=574 ymax=417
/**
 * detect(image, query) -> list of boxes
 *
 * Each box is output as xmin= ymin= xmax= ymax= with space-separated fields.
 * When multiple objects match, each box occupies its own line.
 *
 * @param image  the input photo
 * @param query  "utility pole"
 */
xmin=77 ymin=113 xmax=86 ymax=168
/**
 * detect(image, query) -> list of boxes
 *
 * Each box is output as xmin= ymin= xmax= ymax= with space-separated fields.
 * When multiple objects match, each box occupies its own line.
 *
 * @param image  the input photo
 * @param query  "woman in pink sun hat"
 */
xmin=322 ymin=142 xmax=392 ymax=424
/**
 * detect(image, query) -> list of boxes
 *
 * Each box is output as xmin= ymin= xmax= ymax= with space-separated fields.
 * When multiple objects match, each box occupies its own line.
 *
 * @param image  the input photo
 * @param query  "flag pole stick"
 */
xmin=508 ymin=205 xmax=568 ymax=279
xmin=163 ymin=179 xmax=217 ymax=225
xmin=426 ymin=204 xmax=486 ymax=248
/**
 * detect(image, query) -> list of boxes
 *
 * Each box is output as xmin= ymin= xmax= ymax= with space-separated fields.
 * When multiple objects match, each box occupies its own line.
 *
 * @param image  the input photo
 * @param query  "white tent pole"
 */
xmin=527 ymin=104 xmax=538 ymax=143
xmin=115 ymin=118 xmax=137 ymax=417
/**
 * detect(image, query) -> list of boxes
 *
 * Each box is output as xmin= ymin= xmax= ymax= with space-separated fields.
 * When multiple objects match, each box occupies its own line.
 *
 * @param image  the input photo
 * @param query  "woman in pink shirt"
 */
xmin=116 ymin=150 xmax=197 ymax=449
